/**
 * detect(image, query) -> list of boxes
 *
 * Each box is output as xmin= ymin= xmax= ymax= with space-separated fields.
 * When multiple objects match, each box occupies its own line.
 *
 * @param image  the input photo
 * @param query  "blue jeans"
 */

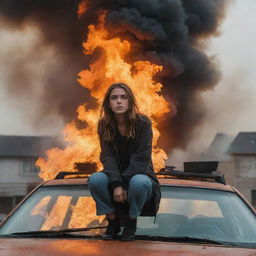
xmin=88 ymin=172 xmax=153 ymax=219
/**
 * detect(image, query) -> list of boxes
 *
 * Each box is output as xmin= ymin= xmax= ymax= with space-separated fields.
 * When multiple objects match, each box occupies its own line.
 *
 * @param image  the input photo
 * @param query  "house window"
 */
xmin=252 ymin=190 xmax=256 ymax=207
xmin=0 ymin=196 xmax=24 ymax=214
xmin=21 ymin=158 xmax=39 ymax=176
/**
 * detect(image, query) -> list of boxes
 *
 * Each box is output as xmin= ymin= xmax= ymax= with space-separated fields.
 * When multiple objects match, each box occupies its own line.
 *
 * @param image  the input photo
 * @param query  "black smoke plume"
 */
xmin=0 ymin=0 xmax=230 ymax=151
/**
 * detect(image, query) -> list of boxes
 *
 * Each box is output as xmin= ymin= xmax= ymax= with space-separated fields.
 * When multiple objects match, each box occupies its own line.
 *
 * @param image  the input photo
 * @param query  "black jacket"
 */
xmin=98 ymin=114 xmax=161 ymax=216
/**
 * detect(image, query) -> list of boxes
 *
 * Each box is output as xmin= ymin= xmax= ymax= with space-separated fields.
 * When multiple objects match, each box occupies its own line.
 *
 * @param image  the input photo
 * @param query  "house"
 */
xmin=227 ymin=132 xmax=256 ymax=206
xmin=203 ymin=132 xmax=256 ymax=207
xmin=0 ymin=135 xmax=62 ymax=214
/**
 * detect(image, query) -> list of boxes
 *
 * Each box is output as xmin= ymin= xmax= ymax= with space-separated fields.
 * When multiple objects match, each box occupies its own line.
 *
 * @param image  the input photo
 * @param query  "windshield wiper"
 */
xmin=136 ymin=235 xmax=229 ymax=245
xmin=0 ymin=226 xmax=107 ymax=238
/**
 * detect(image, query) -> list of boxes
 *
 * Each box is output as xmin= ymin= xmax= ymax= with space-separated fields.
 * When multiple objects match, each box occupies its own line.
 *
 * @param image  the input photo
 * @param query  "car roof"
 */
xmin=158 ymin=178 xmax=233 ymax=192
xmin=42 ymin=177 xmax=234 ymax=192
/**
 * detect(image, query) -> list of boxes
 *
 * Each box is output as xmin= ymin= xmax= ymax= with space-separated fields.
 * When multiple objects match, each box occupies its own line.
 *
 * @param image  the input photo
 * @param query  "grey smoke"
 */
xmin=107 ymin=8 xmax=167 ymax=41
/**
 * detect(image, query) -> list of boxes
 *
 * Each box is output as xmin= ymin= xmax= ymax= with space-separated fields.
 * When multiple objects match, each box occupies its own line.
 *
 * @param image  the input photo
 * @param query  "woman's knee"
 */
xmin=129 ymin=174 xmax=152 ymax=192
xmin=88 ymin=172 xmax=109 ymax=187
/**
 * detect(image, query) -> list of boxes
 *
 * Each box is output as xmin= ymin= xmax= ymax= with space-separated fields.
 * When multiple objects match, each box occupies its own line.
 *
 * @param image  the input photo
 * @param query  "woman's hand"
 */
xmin=113 ymin=186 xmax=127 ymax=203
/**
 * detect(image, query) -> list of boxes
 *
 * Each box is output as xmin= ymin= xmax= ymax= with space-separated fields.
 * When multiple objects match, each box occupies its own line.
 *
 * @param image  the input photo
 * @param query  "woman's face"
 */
xmin=109 ymin=87 xmax=129 ymax=115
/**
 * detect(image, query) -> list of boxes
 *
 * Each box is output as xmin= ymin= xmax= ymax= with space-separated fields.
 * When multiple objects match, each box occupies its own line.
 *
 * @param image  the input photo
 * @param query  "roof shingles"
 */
xmin=228 ymin=132 xmax=256 ymax=154
xmin=0 ymin=135 xmax=62 ymax=158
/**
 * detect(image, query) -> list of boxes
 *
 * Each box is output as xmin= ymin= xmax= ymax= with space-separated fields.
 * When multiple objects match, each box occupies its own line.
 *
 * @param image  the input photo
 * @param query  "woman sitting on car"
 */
xmin=88 ymin=83 xmax=161 ymax=241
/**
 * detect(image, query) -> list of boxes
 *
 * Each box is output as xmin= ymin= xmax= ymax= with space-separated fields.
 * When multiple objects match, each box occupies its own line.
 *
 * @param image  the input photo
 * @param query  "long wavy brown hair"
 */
xmin=98 ymin=83 xmax=140 ymax=141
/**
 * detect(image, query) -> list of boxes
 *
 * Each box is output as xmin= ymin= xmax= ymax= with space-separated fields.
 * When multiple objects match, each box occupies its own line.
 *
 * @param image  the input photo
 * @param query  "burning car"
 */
xmin=0 ymin=162 xmax=255 ymax=255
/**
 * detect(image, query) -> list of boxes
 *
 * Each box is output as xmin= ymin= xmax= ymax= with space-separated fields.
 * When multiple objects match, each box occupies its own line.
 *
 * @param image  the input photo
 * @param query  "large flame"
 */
xmin=36 ymin=13 xmax=170 ymax=181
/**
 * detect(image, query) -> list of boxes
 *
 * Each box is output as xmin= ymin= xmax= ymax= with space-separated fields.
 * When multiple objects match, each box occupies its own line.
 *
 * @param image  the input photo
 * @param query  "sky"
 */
xmin=0 ymin=0 xmax=255 ymax=165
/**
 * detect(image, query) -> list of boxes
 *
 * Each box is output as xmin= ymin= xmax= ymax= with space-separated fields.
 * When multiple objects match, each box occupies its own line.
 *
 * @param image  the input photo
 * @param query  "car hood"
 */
xmin=0 ymin=238 xmax=255 ymax=256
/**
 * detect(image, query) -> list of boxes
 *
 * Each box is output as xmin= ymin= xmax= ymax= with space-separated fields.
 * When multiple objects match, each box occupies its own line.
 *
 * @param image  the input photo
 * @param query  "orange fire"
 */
xmin=77 ymin=0 xmax=89 ymax=18
xmin=36 ymin=13 xmax=171 ymax=181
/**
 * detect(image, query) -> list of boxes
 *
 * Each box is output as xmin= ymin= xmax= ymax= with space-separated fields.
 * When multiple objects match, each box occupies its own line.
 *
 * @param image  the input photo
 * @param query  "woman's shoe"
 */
xmin=102 ymin=219 xmax=121 ymax=240
xmin=121 ymin=218 xmax=137 ymax=241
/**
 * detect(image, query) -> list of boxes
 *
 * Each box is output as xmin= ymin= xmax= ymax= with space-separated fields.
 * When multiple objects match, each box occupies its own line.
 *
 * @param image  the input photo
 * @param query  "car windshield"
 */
xmin=0 ymin=184 xmax=256 ymax=247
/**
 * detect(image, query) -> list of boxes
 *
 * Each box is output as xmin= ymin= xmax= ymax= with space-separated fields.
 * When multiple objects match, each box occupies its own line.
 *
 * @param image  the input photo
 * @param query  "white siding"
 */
xmin=0 ymin=158 xmax=42 ymax=196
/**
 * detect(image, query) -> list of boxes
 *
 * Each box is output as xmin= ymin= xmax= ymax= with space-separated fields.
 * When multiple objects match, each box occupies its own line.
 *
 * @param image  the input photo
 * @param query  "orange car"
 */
xmin=0 ymin=162 xmax=256 ymax=255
